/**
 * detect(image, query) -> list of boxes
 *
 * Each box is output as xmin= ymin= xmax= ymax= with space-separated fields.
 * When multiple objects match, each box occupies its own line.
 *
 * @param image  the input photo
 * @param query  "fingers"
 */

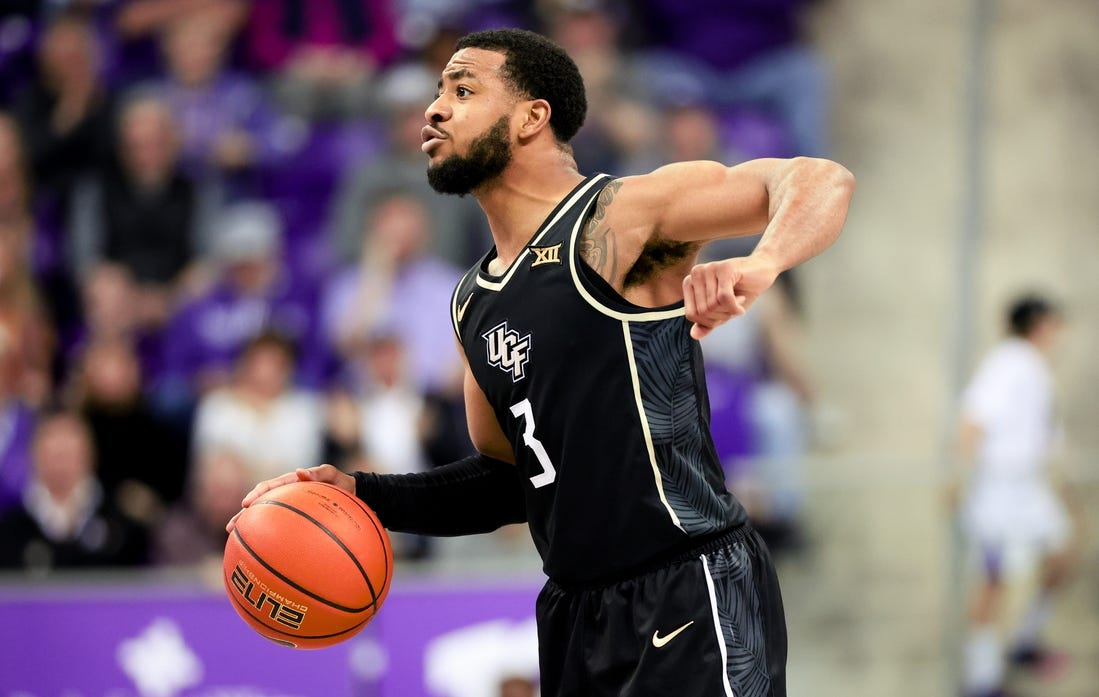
xmin=229 ymin=465 xmax=335 ymax=532
xmin=241 ymin=470 xmax=303 ymax=507
xmin=242 ymin=464 xmax=349 ymax=506
xmin=225 ymin=509 xmax=244 ymax=533
xmin=683 ymin=262 xmax=748 ymax=339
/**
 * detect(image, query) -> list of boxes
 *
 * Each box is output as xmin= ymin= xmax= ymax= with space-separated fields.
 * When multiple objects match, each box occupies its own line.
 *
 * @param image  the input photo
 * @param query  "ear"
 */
xmin=516 ymin=99 xmax=552 ymax=142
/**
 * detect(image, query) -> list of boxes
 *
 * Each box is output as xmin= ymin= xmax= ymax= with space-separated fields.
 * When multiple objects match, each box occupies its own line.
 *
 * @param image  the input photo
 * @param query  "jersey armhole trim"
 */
xmin=567 ymin=186 xmax=687 ymax=323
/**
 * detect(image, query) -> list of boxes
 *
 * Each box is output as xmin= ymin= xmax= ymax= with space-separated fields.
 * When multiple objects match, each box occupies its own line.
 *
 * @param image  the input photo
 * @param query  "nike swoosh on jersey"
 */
xmin=652 ymin=620 xmax=694 ymax=648
xmin=456 ymin=292 xmax=474 ymax=322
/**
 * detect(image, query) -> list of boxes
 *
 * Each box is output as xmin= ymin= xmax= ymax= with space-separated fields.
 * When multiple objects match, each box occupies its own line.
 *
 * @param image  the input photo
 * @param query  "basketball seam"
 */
xmin=224 ymin=568 xmax=374 ymax=640
xmin=232 ymin=527 xmax=375 ymax=614
xmin=331 ymin=486 xmax=392 ymax=597
xmin=252 ymin=498 xmax=381 ymax=607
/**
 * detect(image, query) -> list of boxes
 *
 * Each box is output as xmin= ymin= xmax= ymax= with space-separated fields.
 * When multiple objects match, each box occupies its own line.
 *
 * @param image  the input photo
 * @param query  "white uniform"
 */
xmin=961 ymin=338 xmax=1069 ymax=568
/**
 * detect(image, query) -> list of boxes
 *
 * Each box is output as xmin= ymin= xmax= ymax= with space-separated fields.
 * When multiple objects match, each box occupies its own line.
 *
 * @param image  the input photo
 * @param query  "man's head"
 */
xmin=118 ymin=94 xmax=180 ymax=186
xmin=162 ymin=12 xmax=232 ymax=88
xmin=38 ymin=14 xmax=100 ymax=90
xmin=361 ymin=191 xmax=431 ymax=266
xmin=424 ymin=29 xmax=587 ymax=195
xmin=213 ymin=202 xmax=282 ymax=291
xmin=235 ymin=331 xmax=297 ymax=401
xmin=33 ymin=412 xmax=95 ymax=503
xmin=1007 ymin=293 xmax=1063 ymax=353
xmin=79 ymin=338 xmax=143 ymax=408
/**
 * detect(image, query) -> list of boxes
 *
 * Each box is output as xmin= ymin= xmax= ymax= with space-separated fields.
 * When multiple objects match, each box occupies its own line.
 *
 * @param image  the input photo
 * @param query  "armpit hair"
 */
xmin=623 ymin=236 xmax=696 ymax=288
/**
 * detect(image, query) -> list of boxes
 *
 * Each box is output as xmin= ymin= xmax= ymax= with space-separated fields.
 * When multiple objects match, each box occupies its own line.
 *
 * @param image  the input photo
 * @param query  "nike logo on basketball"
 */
xmin=456 ymin=292 xmax=474 ymax=322
xmin=652 ymin=621 xmax=694 ymax=648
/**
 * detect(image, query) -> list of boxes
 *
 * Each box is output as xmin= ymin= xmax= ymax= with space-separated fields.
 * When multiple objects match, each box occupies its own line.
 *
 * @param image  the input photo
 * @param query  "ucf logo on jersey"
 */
xmin=483 ymin=321 xmax=532 ymax=382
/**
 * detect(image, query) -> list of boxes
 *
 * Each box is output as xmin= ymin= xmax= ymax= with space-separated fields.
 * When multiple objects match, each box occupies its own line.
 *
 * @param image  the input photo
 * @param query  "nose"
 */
xmin=425 ymin=95 xmax=448 ymax=124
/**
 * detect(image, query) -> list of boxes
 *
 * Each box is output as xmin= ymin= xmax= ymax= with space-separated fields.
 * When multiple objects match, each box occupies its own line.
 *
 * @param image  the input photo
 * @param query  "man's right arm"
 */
xmin=228 ymin=365 xmax=526 ymax=536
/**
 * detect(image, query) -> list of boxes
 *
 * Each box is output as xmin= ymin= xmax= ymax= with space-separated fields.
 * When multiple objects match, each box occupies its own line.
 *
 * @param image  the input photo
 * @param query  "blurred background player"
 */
xmin=958 ymin=294 xmax=1074 ymax=697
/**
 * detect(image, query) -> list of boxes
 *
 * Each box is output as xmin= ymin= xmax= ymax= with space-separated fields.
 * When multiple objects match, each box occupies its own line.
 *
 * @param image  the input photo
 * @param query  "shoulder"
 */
xmin=983 ymin=340 xmax=1044 ymax=377
xmin=196 ymin=388 xmax=238 ymax=416
xmin=280 ymin=391 xmax=323 ymax=416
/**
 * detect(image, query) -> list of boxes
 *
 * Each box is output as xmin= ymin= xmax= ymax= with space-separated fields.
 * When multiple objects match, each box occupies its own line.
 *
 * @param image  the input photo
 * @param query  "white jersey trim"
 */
xmin=621 ymin=320 xmax=684 ymax=533
xmin=566 ymin=184 xmax=687 ymax=322
xmin=474 ymin=175 xmax=610 ymax=293
xmin=702 ymin=555 xmax=737 ymax=697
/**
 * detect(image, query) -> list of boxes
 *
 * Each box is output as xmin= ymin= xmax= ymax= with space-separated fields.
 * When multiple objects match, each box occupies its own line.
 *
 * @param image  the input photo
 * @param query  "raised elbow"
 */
xmin=791 ymin=156 xmax=855 ymax=193
xmin=831 ymin=161 xmax=857 ymax=197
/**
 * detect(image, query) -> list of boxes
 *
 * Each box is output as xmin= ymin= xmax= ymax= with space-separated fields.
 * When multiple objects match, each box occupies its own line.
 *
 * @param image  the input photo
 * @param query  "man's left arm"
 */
xmin=618 ymin=157 xmax=855 ymax=338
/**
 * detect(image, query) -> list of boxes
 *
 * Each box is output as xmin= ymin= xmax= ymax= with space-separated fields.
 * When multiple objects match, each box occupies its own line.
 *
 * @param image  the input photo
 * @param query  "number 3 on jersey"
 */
xmin=510 ymin=399 xmax=556 ymax=488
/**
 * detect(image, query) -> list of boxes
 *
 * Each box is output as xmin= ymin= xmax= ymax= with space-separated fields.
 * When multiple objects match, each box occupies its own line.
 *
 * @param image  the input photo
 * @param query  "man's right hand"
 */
xmin=225 ymin=464 xmax=355 ymax=533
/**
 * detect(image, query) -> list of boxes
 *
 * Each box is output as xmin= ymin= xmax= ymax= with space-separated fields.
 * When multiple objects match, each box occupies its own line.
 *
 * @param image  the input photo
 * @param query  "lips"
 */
xmin=421 ymin=125 xmax=446 ymax=153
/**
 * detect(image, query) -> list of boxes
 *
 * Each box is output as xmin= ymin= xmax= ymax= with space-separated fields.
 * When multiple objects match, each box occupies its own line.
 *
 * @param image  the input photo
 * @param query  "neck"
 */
xmin=472 ymin=147 xmax=584 ymax=266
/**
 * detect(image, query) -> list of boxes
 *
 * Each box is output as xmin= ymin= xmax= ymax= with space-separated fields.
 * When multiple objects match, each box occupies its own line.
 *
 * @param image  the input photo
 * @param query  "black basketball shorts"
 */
xmin=536 ymin=525 xmax=787 ymax=697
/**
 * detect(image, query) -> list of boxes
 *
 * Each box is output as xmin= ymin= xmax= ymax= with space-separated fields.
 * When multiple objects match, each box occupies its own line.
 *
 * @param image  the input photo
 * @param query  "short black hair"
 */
xmin=455 ymin=28 xmax=587 ymax=143
xmin=1007 ymin=294 xmax=1060 ymax=337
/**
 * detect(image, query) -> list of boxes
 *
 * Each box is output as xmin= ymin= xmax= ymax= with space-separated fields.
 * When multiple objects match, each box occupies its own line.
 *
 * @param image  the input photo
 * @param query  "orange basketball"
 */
xmin=223 ymin=480 xmax=393 ymax=649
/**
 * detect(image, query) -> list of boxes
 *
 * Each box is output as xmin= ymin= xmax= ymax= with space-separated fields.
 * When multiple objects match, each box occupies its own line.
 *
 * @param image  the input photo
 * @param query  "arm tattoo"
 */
xmin=579 ymin=180 xmax=623 ymax=281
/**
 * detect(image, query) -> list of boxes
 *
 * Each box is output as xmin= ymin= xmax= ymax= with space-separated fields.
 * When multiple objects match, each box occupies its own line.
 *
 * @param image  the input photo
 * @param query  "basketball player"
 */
xmin=959 ymin=295 xmax=1073 ymax=697
xmin=231 ymin=29 xmax=854 ymax=697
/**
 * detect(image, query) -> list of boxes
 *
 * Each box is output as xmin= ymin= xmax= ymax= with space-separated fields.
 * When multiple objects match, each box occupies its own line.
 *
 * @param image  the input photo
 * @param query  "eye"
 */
xmin=456 ymin=86 xmax=472 ymax=98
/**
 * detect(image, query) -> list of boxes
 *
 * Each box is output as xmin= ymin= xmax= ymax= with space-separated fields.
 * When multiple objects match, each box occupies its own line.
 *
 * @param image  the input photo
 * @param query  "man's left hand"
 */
xmin=682 ymin=255 xmax=780 ymax=340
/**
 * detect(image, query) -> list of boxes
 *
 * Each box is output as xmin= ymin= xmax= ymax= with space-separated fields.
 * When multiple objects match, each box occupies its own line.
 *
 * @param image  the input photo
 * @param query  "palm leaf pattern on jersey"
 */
xmin=708 ymin=543 xmax=772 ymax=697
xmin=630 ymin=320 xmax=727 ymax=535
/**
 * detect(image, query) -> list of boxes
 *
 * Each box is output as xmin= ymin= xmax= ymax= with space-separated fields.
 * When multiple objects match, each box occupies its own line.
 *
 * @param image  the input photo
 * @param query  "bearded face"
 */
xmin=426 ymin=116 xmax=513 ymax=196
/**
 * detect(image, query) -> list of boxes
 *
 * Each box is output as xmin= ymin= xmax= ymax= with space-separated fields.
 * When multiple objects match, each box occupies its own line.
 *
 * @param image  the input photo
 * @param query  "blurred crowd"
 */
xmin=0 ymin=0 xmax=828 ymax=574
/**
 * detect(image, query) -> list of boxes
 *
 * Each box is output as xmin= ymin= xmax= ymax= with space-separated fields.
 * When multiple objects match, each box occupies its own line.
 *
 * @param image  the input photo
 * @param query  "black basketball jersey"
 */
xmin=450 ymin=174 xmax=748 ymax=585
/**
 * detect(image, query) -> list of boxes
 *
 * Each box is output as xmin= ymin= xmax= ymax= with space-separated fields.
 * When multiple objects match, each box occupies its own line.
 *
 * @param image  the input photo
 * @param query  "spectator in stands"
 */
xmin=663 ymin=100 xmax=739 ymax=164
xmin=69 ymin=337 xmax=188 ymax=527
xmin=633 ymin=0 xmax=828 ymax=158
xmin=245 ymin=0 xmax=399 ymax=120
xmin=70 ymin=263 xmax=167 ymax=395
xmin=152 ymin=8 xmax=276 ymax=188
xmin=69 ymin=93 xmax=219 ymax=331
xmin=0 ymin=323 xmax=37 ymax=515
xmin=322 ymin=191 xmax=462 ymax=397
xmin=545 ymin=2 xmax=660 ymax=175
xmin=191 ymin=331 xmax=324 ymax=484
xmin=325 ymin=332 xmax=429 ymax=476
xmin=0 ymin=411 xmax=149 ymax=571
xmin=112 ymin=0 xmax=249 ymax=85
xmin=0 ymin=215 xmax=55 ymax=407
xmin=0 ymin=111 xmax=80 ymax=340
xmin=11 ymin=12 xmax=115 ymax=202
xmin=159 ymin=201 xmax=325 ymax=406
xmin=155 ymin=449 xmax=250 ymax=567
xmin=0 ymin=114 xmax=31 ymax=238
xmin=326 ymin=62 xmax=488 ymax=267
xmin=324 ymin=331 xmax=434 ymax=558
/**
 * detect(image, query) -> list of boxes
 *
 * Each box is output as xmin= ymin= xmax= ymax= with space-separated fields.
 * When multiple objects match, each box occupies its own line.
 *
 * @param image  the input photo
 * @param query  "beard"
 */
xmin=426 ymin=116 xmax=512 ymax=196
